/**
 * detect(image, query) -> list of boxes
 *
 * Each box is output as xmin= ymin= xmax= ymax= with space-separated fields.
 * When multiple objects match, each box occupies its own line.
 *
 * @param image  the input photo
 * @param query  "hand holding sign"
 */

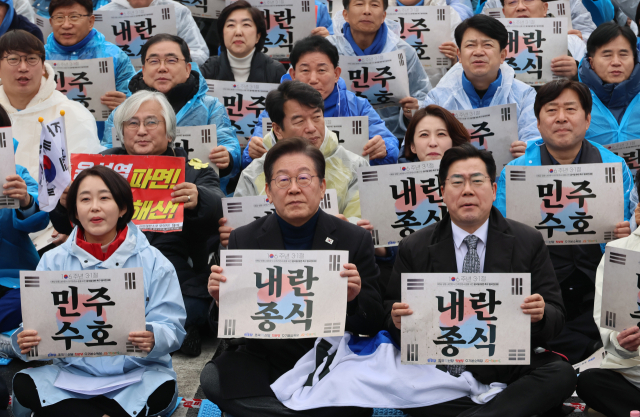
xmin=17 ymin=330 xmax=41 ymax=355
xmin=362 ymin=135 xmax=387 ymax=160
xmin=520 ymin=293 xmax=545 ymax=323
xmin=341 ymin=263 xmax=362 ymax=302
xmin=171 ymin=182 xmax=198 ymax=210
xmin=101 ymin=91 xmax=128 ymax=111
xmin=510 ymin=141 xmax=527 ymax=158
xmin=617 ymin=326 xmax=640 ymax=352
xmin=209 ymin=146 xmax=230 ymax=170
xmin=391 ymin=302 xmax=413 ymax=330
xmin=248 ymin=136 xmax=268 ymax=160
xmin=208 ymin=264 xmax=226 ymax=306
xmin=128 ymin=330 xmax=155 ymax=352
xmin=615 ymin=221 xmax=631 ymax=239
xmin=3 ymin=174 xmax=31 ymax=208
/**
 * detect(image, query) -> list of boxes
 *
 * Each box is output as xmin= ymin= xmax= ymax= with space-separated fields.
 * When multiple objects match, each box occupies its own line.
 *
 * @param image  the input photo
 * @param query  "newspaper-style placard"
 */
xmin=484 ymin=0 xmax=573 ymax=29
xmin=401 ymin=272 xmax=531 ymax=364
xmin=20 ymin=268 xmax=147 ymax=360
xmin=451 ymin=104 xmax=517 ymax=169
xmin=386 ymin=6 xmax=452 ymax=71
xmin=223 ymin=189 xmax=339 ymax=228
xmin=206 ymin=80 xmax=279 ymax=146
xmin=34 ymin=13 xmax=54 ymax=44
xmin=0 ymin=128 xmax=19 ymax=209
xmin=497 ymin=18 xmax=568 ymax=86
xmin=218 ymin=249 xmax=349 ymax=339
xmin=50 ymin=58 xmax=116 ymax=122
xmin=505 ymin=163 xmax=623 ymax=245
xmin=358 ymin=161 xmax=445 ymax=248
xmin=341 ymin=50 xmax=411 ymax=109
xmin=262 ymin=116 xmax=370 ymax=160
xmin=93 ymin=5 xmax=177 ymax=61
xmin=604 ymin=139 xmax=640 ymax=176
xmin=173 ymin=0 xmax=225 ymax=18
xmin=71 ymin=154 xmax=185 ymax=232
xmin=600 ymin=246 xmax=640 ymax=331
xmin=225 ymin=0 xmax=316 ymax=59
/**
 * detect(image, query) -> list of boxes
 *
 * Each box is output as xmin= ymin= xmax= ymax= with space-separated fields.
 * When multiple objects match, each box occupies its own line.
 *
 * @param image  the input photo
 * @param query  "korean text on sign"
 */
xmin=605 ymin=139 xmax=640 ymax=176
xmin=218 ymin=250 xmax=348 ymax=339
xmin=71 ymin=153 xmax=185 ymax=233
xmin=600 ymin=246 xmax=640 ymax=332
xmin=401 ymin=273 xmax=531 ymax=365
xmin=19 ymin=268 xmax=146 ymax=360
xmin=173 ymin=0 xmax=225 ymax=19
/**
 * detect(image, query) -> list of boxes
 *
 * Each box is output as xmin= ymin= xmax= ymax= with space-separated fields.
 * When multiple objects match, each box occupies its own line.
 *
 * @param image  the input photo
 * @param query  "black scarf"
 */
xmin=128 ymin=70 xmax=201 ymax=115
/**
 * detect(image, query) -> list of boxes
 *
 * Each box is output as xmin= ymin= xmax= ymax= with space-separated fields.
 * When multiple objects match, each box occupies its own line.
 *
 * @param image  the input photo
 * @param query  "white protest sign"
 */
xmin=484 ymin=0 xmax=573 ymax=29
xmin=50 ymin=58 xmax=117 ymax=122
xmin=34 ymin=13 xmax=53 ymax=44
xmin=341 ymin=50 xmax=411 ymax=109
xmin=93 ymin=5 xmax=177 ymax=61
xmin=452 ymin=104 xmax=517 ymax=169
xmin=0 ymin=128 xmax=19 ymax=209
xmin=604 ymin=139 xmax=640 ymax=176
xmin=600 ymin=246 xmax=640 ymax=331
xmin=20 ymin=268 xmax=147 ymax=360
xmin=218 ymin=249 xmax=348 ymax=339
xmin=206 ymin=80 xmax=279 ymax=146
xmin=386 ymin=6 xmax=452 ymax=72
xmin=225 ymin=0 xmax=316 ymax=59
xmin=573 ymin=348 xmax=606 ymax=374
xmin=223 ymin=189 xmax=340 ymax=229
xmin=173 ymin=0 xmax=225 ymax=18
xmin=401 ymin=273 xmax=531 ymax=365
xmin=498 ymin=18 xmax=568 ymax=86
xmin=505 ymin=163 xmax=623 ymax=245
xmin=358 ymin=161 xmax=444 ymax=248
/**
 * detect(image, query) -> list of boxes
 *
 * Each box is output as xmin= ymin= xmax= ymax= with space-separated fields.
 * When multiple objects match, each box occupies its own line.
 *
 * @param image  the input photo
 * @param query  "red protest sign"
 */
xmin=70 ymin=154 xmax=185 ymax=233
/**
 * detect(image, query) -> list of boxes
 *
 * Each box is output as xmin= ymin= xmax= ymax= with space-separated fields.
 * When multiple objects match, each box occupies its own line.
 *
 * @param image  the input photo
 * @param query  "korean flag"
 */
xmin=38 ymin=113 xmax=71 ymax=212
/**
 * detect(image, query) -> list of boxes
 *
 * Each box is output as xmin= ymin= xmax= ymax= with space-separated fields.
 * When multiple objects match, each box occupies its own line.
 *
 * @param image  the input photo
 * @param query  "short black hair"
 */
xmin=587 ymin=22 xmax=638 ymax=64
xmin=439 ymin=143 xmax=497 ymax=186
xmin=66 ymin=165 xmax=134 ymax=232
xmin=533 ymin=80 xmax=592 ymax=120
xmin=264 ymin=137 xmax=326 ymax=185
xmin=49 ymin=0 xmax=93 ymax=17
xmin=140 ymin=34 xmax=191 ymax=64
xmin=342 ymin=0 xmax=388 ymax=10
xmin=0 ymin=30 xmax=45 ymax=61
xmin=265 ymin=81 xmax=324 ymax=130
xmin=290 ymin=36 xmax=339 ymax=70
xmin=217 ymin=0 xmax=267 ymax=54
xmin=454 ymin=14 xmax=508 ymax=51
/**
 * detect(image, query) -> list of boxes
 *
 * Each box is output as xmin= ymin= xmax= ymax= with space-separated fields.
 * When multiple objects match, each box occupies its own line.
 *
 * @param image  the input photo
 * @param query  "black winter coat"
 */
xmin=200 ymin=50 xmax=286 ymax=83
xmin=8 ymin=14 xmax=43 ymax=43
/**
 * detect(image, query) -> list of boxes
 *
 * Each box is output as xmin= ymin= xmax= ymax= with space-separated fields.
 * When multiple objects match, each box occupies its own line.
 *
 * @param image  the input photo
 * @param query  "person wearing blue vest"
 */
xmin=495 ymin=80 xmax=637 ymax=364
xmin=45 ymin=0 xmax=135 ymax=142
xmin=0 ymin=0 xmax=42 ymax=42
xmin=33 ymin=0 xmax=108 ymax=17
xmin=244 ymin=36 xmax=398 ymax=168
xmin=578 ymin=23 xmax=640 ymax=146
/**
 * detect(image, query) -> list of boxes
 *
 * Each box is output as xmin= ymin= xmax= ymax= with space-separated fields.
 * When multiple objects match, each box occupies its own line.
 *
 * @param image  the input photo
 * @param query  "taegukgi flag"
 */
xmin=38 ymin=112 xmax=71 ymax=212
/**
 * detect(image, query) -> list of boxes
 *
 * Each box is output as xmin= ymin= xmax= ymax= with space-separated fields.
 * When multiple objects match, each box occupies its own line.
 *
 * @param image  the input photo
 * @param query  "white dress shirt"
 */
xmin=451 ymin=219 xmax=489 ymax=273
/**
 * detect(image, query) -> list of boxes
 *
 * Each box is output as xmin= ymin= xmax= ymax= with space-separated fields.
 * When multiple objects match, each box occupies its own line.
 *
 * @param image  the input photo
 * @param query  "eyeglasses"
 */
xmin=50 ymin=14 xmax=91 ymax=24
xmin=123 ymin=117 xmax=165 ymax=131
xmin=145 ymin=57 xmax=185 ymax=67
xmin=270 ymin=173 xmax=318 ymax=189
xmin=445 ymin=174 xmax=491 ymax=188
xmin=504 ymin=0 xmax=537 ymax=7
xmin=2 ymin=54 xmax=42 ymax=66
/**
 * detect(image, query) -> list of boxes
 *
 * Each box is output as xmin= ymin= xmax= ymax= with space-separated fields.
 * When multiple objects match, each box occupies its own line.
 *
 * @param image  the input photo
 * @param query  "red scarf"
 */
xmin=75 ymin=226 xmax=128 ymax=261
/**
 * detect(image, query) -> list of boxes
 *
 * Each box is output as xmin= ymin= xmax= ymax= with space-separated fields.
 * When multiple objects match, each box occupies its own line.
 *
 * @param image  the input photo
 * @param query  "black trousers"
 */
xmin=401 ymin=360 xmax=576 ymax=417
xmin=577 ymin=368 xmax=640 ymax=417
xmin=0 ymin=376 xmax=8 ymax=417
xmin=13 ymin=373 xmax=175 ymax=417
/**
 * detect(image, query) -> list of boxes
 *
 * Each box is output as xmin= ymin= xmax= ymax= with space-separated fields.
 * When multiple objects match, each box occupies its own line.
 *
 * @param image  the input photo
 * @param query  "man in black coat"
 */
xmin=202 ymin=137 xmax=383 ymax=417
xmin=385 ymin=143 xmax=576 ymax=417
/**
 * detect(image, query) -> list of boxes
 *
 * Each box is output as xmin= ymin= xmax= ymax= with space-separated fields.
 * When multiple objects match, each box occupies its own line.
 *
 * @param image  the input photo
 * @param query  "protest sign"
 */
xmin=206 ymin=80 xmax=279 ymax=146
xmin=498 ymin=17 xmax=568 ymax=86
xmin=386 ymin=6 xmax=452 ymax=72
xmin=505 ymin=163 xmax=623 ymax=245
xmin=401 ymin=273 xmax=531 ymax=364
xmin=358 ymin=161 xmax=444 ymax=248
xmin=600 ymin=246 xmax=640 ymax=332
xmin=218 ymin=249 xmax=349 ymax=339
xmin=34 ymin=14 xmax=53 ymax=43
xmin=0 ymin=128 xmax=19 ymax=209
xmin=225 ymin=0 xmax=316 ymax=59
xmin=573 ymin=348 xmax=606 ymax=374
xmin=20 ymin=268 xmax=146 ymax=360
xmin=341 ymin=51 xmax=411 ymax=109
xmin=173 ymin=0 xmax=224 ymax=18
xmin=604 ymin=139 xmax=640 ymax=176
xmin=71 ymin=154 xmax=185 ymax=232
xmin=50 ymin=58 xmax=117 ymax=122
xmin=452 ymin=104 xmax=517 ymax=169
xmin=93 ymin=5 xmax=177 ymax=60
xmin=484 ymin=0 xmax=572 ymax=29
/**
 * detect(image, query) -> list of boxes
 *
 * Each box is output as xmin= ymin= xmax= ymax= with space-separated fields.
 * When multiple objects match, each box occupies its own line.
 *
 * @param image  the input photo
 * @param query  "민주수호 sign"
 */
xmin=498 ymin=18 xmax=568 ymax=86
xmin=225 ymin=0 xmax=316 ymax=59
xmin=50 ymin=58 xmax=117 ymax=122
xmin=386 ymin=6 xmax=452 ymax=71
xmin=218 ymin=250 xmax=348 ymax=339
xmin=504 ymin=163 xmax=624 ymax=245
xmin=604 ymin=139 xmax=640 ymax=176
xmin=71 ymin=154 xmax=185 ymax=233
xmin=358 ymin=161 xmax=445 ymax=248
xmin=451 ymin=104 xmax=518 ymax=169
xmin=341 ymin=51 xmax=411 ymax=109
xmin=401 ymin=273 xmax=531 ymax=365
xmin=19 ymin=268 xmax=146 ymax=360
xmin=222 ymin=190 xmax=339 ymax=229
xmin=600 ymin=246 xmax=640 ymax=332
xmin=0 ymin=127 xmax=19 ymax=209
xmin=484 ymin=0 xmax=573 ymax=29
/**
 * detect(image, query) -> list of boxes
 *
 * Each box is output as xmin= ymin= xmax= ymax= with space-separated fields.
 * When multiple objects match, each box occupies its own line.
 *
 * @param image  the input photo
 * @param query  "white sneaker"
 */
xmin=0 ymin=334 xmax=17 ymax=358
